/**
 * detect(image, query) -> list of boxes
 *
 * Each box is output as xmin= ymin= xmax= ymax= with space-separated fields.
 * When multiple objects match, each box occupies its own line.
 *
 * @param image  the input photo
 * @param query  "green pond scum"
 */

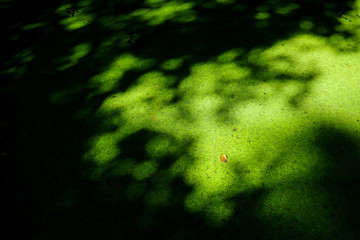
xmin=2 ymin=0 xmax=360 ymax=239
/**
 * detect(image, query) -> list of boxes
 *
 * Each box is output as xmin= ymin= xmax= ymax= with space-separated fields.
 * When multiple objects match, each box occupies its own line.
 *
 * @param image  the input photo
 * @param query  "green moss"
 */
xmin=7 ymin=1 xmax=360 ymax=239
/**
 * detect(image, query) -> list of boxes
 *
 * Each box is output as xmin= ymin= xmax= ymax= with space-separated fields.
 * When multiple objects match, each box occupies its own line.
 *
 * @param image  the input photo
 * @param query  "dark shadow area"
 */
xmin=255 ymin=125 xmax=360 ymax=240
xmin=2 ymin=0 xmax=358 ymax=239
xmin=314 ymin=125 xmax=360 ymax=239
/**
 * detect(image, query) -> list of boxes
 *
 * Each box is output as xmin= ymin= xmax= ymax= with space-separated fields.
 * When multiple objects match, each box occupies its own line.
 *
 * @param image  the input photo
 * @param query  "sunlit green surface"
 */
xmin=4 ymin=0 xmax=360 ymax=239
xmin=82 ymin=0 xmax=360 ymax=230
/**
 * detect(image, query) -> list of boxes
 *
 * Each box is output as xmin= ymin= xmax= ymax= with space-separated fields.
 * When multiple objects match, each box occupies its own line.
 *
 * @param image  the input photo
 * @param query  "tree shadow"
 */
xmin=314 ymin=124 xmax=360 ymax=239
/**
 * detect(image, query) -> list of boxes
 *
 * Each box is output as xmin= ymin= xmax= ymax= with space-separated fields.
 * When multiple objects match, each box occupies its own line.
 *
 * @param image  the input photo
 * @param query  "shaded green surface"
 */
xmin=2 ymin=0 xmax=360 ymax=239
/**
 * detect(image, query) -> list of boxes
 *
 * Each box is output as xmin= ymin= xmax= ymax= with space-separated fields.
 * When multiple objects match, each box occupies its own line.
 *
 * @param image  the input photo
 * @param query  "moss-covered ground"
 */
xmin=2 ymin=0 xmax=360 ymax=239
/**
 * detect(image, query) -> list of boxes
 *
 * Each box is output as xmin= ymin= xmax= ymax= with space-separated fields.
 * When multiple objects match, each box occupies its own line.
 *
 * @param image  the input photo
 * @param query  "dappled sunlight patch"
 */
xmin=236 ymin=97 xmax=289 ymax=125
xmin=56 ymin=4 xmax=92 ymax=30
xmin=131 ymin=0 xmax=196 ymax=25
xmin=161 ymin=57 xmax=184 ymax=71
xmin=83 ymin=132 xmax=121 ymax=165
xmin=216 ymin=0 xmax=237 ymax=5
xmin=274 ymin=3 xmax=300 ymax=16
xmin=299 ymin=52 xmax=360 ymax=127
xmin=247 ymin=30 xmax=359 ymax=130
xmin=179 ymin=61 xmax=250 ymax=98
xmin=183 ymin=148 xmax=237 ymax=193
xmin=2 ymin=48 xmax=34 ymax=78
xmin=291 ymin=3 xmax=360 ymax=127
xmin=133 ymin=160 xmax=158 ymax=181
xmin=218 ymin=62 xmax=249 ymax=81
xmin=169 ymin=155 xmax=193 ymax=177
xmin=181 ymin=95 xmax=223 ymax=125
xmin=96 ymin=71 xmax=177 ymax=133
xmin=100 ymin=35 xmax=122 ymax=47
xmin=21 ymin=22 xmax=47 ymax=30
xmin=145 ymin=0 xmax=167 ymax=5
xmin=137 ymin=71 xmax=176 ymax=89
xmin=88 ymin=53 xmax=156 ymax=96
xmin=182 ymin=131 xmax=246 ymax=223
xmin=106 ymin=72 xmax=174 ymax=127
xmin=328 ymin=33 xmax=359 ymax=51
xmin=299 ymin=20 xmax=315 ymax=31
xmin=146 ymin=134 xmax=179 ymax=158
xmin=57 ymin=42 xmax=91 ymax=71
xmin=217 ymin=48 xmax=245 ymax=63
xmin=255 ymin=34 xmax=326 ymax=80
xmin=335 ymin=6 xmax=360 ymax=38
xmin=179 ymin=63 xmax=219 ymax=95
xmin=255 ymin=12 xmax=270 ymax=21
xmin=59 ymin=16 xmax=91 ymax=30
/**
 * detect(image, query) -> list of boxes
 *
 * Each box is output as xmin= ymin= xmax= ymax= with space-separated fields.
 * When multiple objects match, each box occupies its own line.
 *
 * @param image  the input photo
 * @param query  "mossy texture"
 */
xmin=3 ymin=0 xmax=360 ymax=239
